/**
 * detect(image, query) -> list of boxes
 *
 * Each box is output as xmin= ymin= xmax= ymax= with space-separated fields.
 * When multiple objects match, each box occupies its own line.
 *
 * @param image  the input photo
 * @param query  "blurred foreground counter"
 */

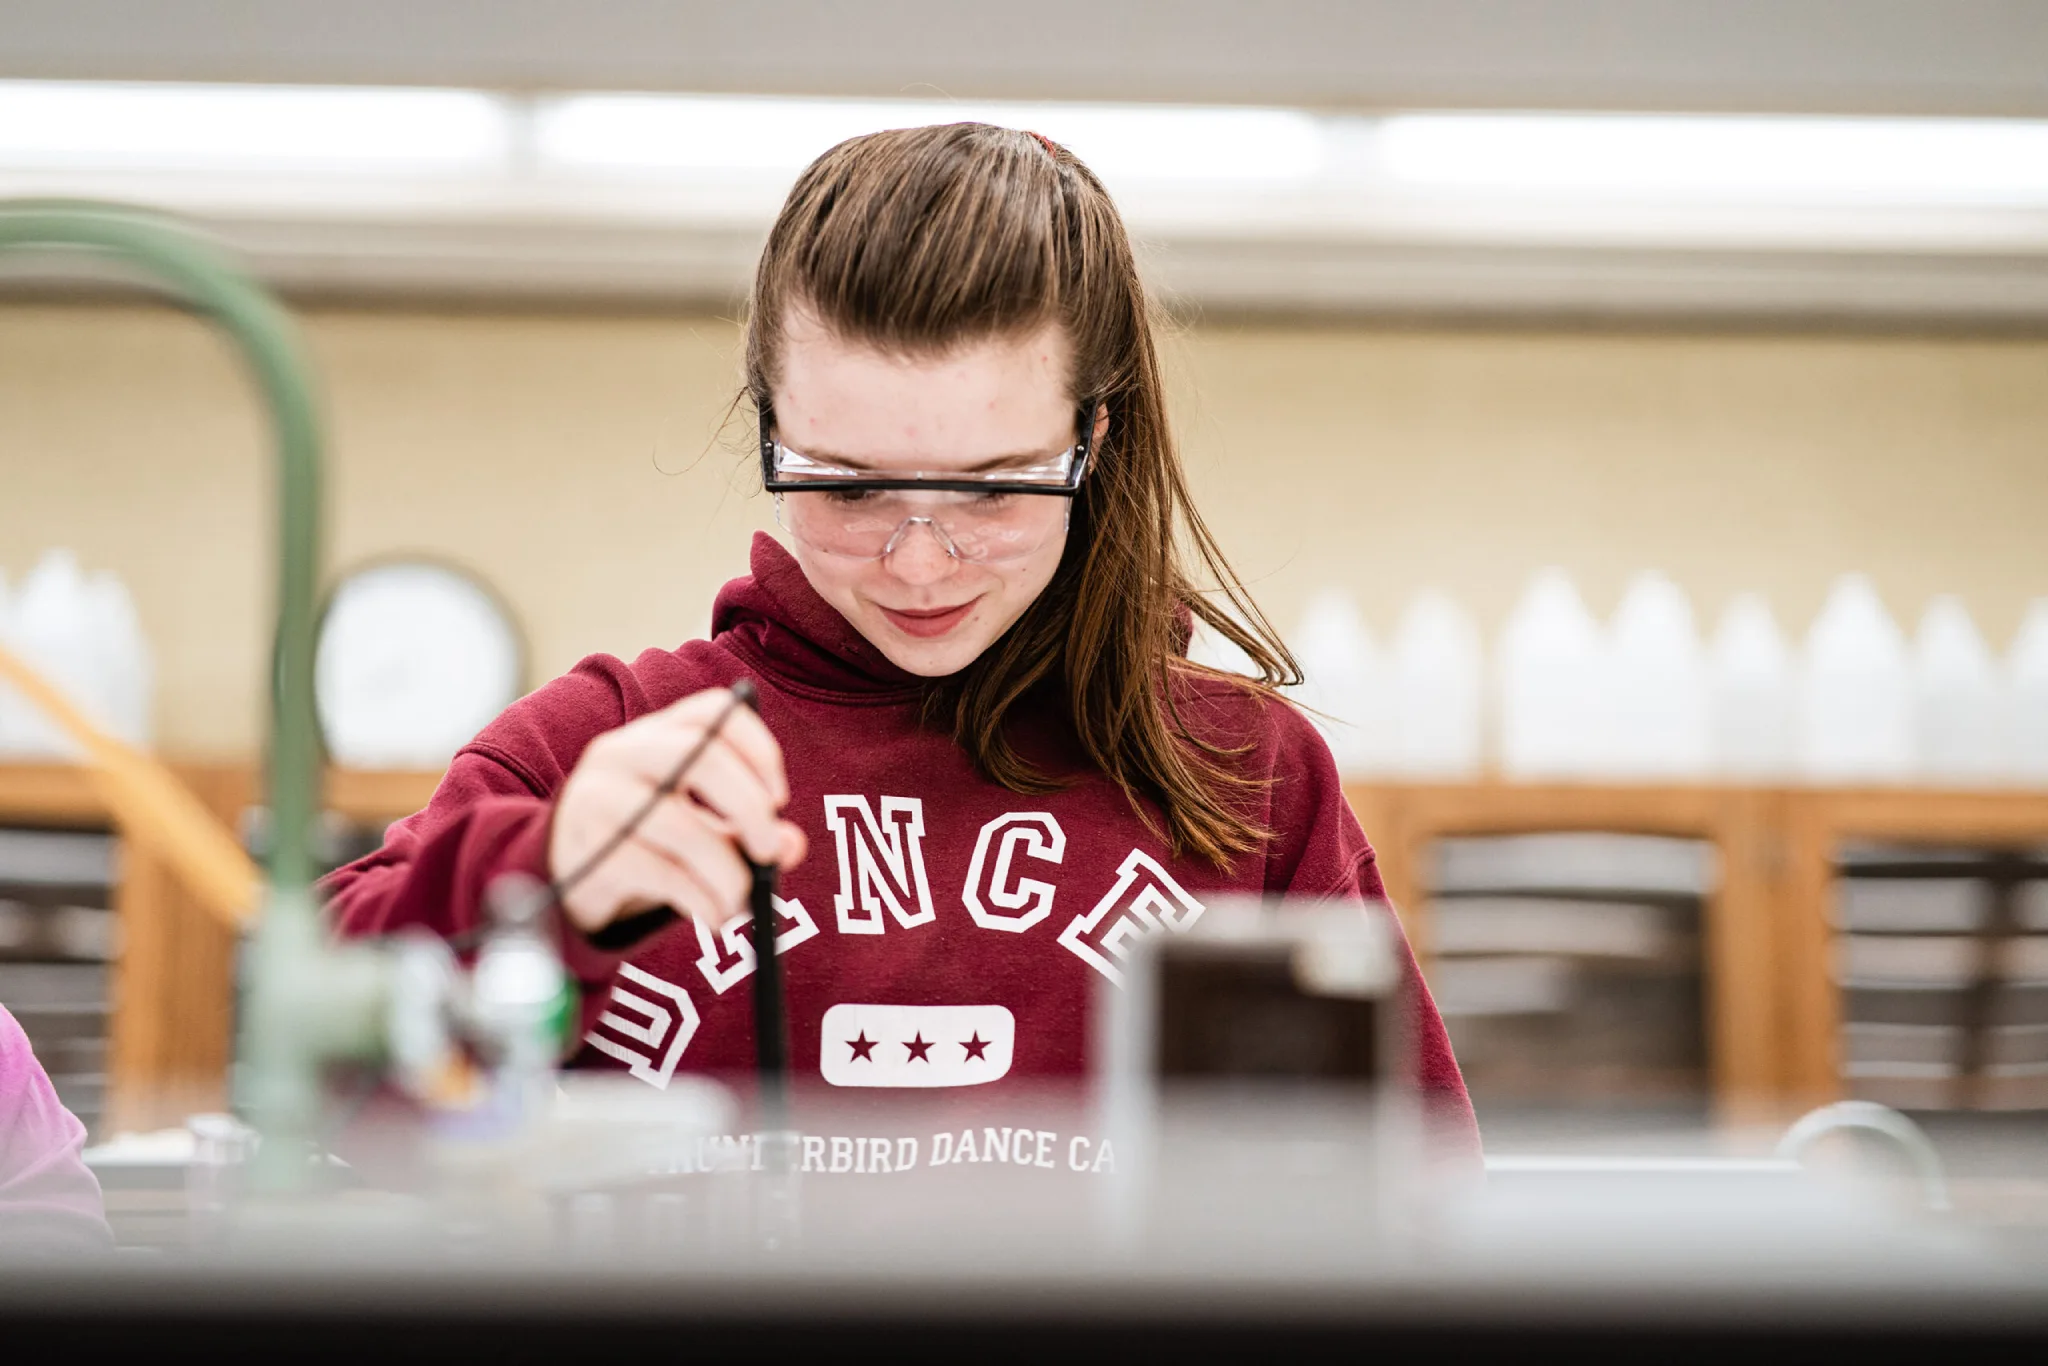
xmin=10 ymin=1132 xmax=2048 ymax=1360
xmin=22 ymin=1080 xmax=2048 ymax=1359
xmin=2 ymin=1269 xmax=2044 ymax=1359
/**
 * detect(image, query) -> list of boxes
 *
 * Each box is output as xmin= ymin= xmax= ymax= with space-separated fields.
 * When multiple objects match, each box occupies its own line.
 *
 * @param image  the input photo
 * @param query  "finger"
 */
xmin=777 ymin=820 xmax=807 ymax=871
xmin=608 ymin=714 xmax=789 ymax=818
xmin=688 ymin=812 xmax=806 ymax=873
xmin=719 ymin=704 xmax=788 ymax=804
xmin=632 ymin=795 xmax=752 ymax=915
xmin=606 ymin=843 xmax=745 ymax=942
xmin=651 ymin=691 xmax=789 ymax=806
xmin=576 ymin=741 xmax=783 ymax=876
xmin=670 ymin=743 xmax=790 ymax=864
xmin=564 ymin=839 xmax=732 ymax=935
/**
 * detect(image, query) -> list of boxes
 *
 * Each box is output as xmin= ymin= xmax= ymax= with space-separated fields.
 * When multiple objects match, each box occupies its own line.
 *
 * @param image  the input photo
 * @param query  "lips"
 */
xmin=877 ymin=600 xmax=978 ymax=639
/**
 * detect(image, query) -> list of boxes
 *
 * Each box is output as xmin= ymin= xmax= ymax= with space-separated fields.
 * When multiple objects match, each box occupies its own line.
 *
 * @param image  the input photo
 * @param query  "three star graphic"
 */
xmin=842 ymin=1029 xmax=993 ymax=1063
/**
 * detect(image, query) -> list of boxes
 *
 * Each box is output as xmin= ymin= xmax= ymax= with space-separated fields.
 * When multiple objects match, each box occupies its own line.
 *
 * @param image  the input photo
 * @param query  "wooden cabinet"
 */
xmin=1348 ymin=781 xmax=2048 ymax=1123
xmin=1349 ymin=783 xmax=1784 ymax=1121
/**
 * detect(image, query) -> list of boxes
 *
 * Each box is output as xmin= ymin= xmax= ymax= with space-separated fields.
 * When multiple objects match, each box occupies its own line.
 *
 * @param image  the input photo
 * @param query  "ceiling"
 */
xmin=5 ymin=1 xmax=2048 ymax=322
xmin=5 ymin=0 xmax=2046 ymax=117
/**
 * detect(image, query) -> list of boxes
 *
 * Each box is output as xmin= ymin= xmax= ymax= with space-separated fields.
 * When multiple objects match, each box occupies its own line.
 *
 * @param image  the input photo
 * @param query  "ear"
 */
xmin=1077 ymin=403 xmax=1110 ymax=484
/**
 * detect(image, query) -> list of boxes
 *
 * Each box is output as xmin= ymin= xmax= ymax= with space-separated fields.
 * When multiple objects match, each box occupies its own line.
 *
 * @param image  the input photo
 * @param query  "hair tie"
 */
xmin=1026 ymin=130 xmax=1060 ymax=158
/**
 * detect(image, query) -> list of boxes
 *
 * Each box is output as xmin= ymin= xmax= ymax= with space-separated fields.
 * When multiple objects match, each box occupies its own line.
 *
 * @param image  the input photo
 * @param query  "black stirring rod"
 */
xmin=748 ymin=857 xmax=789 ymax=1129
xmin=727 ymin=680 xmax=792 ymax=1132
xmin=749 ymin=855 xmax=799 ymax=1248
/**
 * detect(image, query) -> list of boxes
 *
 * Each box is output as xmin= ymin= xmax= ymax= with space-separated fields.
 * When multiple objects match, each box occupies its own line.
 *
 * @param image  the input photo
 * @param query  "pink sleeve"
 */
xmin=0 ymin=1005 xmax=112 ymax=1252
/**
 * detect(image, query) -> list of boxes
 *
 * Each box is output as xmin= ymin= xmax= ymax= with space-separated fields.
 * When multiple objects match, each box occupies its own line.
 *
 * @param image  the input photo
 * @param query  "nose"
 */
xmin=881 ymin=517 xmax=961 ymax=586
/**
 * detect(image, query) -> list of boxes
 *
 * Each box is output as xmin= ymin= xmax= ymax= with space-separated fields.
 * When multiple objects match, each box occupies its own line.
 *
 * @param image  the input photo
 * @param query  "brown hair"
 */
xmin=744 ymin=123 xmax=1297 ymax=867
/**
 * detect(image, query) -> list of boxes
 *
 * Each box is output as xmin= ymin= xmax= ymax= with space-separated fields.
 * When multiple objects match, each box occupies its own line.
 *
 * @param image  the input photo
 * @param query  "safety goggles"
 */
xmin=759 ymin=401 xmax=1094 ymax=563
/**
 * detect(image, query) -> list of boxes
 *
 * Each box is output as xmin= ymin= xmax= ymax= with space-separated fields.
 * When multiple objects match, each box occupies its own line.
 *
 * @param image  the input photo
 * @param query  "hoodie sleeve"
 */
xmin=1257 ymin=700 xmax=1482 ymax=1160
xmin=321 ymin=653 xmax=657 ymax=988
xmin=0 ymin=1006 xmax=112 ymax=1254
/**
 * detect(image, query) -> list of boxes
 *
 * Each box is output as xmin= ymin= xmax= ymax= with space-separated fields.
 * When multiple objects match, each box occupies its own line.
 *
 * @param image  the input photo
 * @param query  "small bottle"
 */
xmin=0 ymin=567 xmax=22 ymax=756
xmin=1287 ymin=589 xmax=1387 ymax=777
xmin=2007 ymin=600 xmax=2048 ymax=787
xmin=1497 ymin=568 xmax=1609 ymax=779
xmin=472 ymin=872 xmax=574 ymax=1117
xmin=1388 ymin=590 xmax=1484 ymax=778
xmin=1912 ymin=595 xmax=2006 ymax=785
xmin=11 ymin=550 xmax=97 ymax=758
xmin=1708 ymin=593 xmax=1797 ymax=780
xmin=1798 ymin=575 xmax=1914 ymax=783
xmin=1607 ymin=571 xmax=1710 ymax=778
xmin=86 ymin=570 xmax=153 ymax=748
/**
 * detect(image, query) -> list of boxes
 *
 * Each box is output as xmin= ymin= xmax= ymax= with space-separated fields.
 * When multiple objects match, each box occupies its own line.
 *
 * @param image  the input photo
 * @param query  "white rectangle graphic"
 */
xmin=819 ymin=1003 xmax=1015 ymax=1088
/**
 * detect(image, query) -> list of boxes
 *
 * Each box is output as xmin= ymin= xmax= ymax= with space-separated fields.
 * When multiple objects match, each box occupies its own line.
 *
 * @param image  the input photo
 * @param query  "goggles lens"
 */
xmin=777 ymin=487 xmax=1070 ymax=563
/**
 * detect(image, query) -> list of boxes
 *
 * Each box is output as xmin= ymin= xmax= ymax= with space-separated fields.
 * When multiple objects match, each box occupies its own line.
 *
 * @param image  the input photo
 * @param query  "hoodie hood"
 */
xmin=710 ymin=532 xmax=926 ymax=702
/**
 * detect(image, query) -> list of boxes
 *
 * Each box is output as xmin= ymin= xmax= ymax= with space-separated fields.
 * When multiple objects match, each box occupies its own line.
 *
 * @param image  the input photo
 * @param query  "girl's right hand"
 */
xmin=547 ymin=688 xmax=807 ymax=936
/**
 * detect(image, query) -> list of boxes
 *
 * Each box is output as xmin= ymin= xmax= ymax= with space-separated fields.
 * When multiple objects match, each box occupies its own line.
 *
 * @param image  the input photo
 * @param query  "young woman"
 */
xmin=327 ymin=123 xmax=1475 ymax=1151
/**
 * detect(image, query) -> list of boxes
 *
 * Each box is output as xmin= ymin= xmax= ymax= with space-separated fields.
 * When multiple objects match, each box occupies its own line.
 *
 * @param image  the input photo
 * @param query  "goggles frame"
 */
xmin=759 ymin=399 xmax=1096 ymax=497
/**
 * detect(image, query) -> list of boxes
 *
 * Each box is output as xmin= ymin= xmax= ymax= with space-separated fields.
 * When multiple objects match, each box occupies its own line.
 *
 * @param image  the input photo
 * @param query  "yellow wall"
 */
xmin=3 ymin=301 xmax=2046 ymax=756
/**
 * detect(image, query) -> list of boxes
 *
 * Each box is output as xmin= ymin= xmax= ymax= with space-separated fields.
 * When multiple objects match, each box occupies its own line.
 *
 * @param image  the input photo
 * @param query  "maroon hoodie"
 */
xmin=325 ymin=534 xmax=1475 ymax=1149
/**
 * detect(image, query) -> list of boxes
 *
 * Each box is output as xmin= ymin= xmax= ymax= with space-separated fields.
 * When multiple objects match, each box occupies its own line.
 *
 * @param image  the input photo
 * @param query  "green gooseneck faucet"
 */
xmin=0 ymin=201 xmax=372 ymax=1184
